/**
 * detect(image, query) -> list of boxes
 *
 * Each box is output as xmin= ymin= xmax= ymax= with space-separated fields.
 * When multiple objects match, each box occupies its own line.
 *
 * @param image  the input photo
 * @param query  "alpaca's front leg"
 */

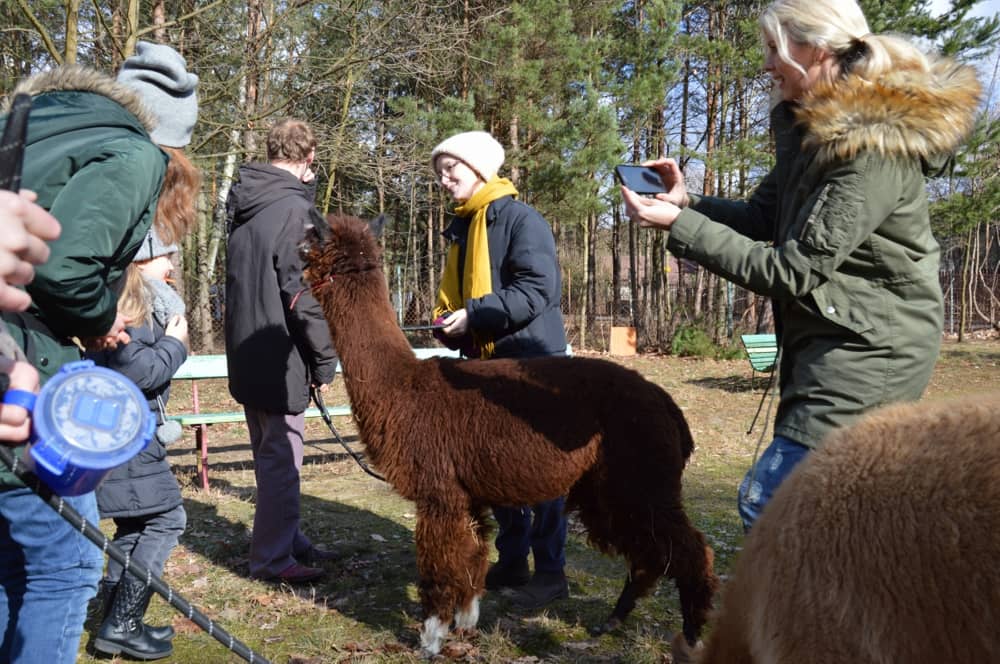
xmin=414 ymin=501 xmax=482 ymax=657
xmin=454 ymin=504 xmax=491 ymax=632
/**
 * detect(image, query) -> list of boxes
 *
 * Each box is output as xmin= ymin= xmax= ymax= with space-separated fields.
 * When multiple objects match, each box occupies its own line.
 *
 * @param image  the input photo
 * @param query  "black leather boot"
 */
xmin=485 ymin=558 xmax=531 ymax=590
xmin=134 ymin=580 xmax=175 ymax=642
xmin=85 ymin=578 xmax=117 ymax=632
xmin=93 ymin=576 xmax=173 ymax=660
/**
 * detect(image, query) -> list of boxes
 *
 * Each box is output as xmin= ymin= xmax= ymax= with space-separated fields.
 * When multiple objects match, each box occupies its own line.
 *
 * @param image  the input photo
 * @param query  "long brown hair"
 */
xmin=154 ymin=146 xmax=201 ymax=245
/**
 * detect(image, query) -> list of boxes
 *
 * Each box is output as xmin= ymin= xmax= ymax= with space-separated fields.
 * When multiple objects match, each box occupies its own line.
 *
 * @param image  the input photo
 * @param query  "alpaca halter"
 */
xmin=288 ymin=262 xmax=379 ymax=311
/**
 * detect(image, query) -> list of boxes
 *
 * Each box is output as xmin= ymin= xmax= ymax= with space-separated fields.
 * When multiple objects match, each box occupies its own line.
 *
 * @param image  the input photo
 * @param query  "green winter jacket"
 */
xmin=667 ymin=59 xmax=981 ymax=449
xmin=1 ymin=66 xmax=168 ymax=487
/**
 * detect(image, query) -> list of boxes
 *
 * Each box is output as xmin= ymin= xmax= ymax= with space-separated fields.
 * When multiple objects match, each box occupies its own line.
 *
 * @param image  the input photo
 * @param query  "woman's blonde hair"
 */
xmin=154 ymin=146 xmax=201 ymax=245
xmin=760 ymin=0 xmax=933 ymax=89
xmin=117 ymin=263 xmax=152 ymax=326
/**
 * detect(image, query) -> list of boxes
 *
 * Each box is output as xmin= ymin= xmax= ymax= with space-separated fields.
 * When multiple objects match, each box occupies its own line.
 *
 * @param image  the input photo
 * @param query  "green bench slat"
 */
xmin=168 ymin=405 xmax=352 ymax=427
xmin=170 ymin=345 xmax=570 ymax=429
xmin=740 ymin=333 xmax=777 ymax=372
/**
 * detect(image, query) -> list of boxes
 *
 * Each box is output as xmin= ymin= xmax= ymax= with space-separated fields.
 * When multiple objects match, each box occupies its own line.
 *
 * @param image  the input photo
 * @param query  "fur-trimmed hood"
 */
xmin=6 ymin=64 xmax=157 ymax=134
xmin=797 ymin=57 xmax=981 ymax=164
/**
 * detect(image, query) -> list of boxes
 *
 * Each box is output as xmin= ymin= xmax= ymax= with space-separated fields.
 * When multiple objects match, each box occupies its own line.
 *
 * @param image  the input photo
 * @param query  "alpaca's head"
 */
xmin=303 ymin=212 xmax=386 ymax=285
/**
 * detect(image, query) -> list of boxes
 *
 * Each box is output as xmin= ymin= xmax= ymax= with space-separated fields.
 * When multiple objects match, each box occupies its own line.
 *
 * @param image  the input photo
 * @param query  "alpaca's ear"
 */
xmin=304 ymin=207 xmax=331 ymax=244
xmin=368 ymin=214 xmax=386 ymax=239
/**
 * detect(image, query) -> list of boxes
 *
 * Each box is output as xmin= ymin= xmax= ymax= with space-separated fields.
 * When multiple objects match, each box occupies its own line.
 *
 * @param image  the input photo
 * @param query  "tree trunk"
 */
xmin=64 ymin=0 xmax=80 ymax=63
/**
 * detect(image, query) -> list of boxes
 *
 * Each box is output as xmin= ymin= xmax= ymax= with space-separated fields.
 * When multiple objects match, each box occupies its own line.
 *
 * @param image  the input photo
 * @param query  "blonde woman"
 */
xmin=621 ymin=0 xmax=981 ymax=530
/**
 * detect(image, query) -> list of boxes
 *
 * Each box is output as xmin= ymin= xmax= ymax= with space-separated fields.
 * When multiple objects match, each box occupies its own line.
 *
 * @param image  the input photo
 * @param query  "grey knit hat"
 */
xmin=133 ymin=226 xmax=178 ymax=262
xmin=117 ymin=41 xmax=199 ymax=147
xmin=431 ymin=131 xmax=505 ymax=181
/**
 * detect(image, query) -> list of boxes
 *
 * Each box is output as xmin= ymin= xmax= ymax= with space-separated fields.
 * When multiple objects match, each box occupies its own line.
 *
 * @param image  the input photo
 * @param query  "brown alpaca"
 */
xmin=304 ymin=214 xmax=718 ymax=656
xmin=673 ymin=394 xmax=1000 ymax=664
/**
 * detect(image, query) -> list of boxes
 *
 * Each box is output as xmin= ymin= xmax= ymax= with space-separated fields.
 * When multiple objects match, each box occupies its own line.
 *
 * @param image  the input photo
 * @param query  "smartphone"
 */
xmin=614 ymin=164 xmax=667 ymax=195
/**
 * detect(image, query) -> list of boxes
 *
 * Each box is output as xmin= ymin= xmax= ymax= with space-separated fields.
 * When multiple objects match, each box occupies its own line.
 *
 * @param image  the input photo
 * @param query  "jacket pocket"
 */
xmin=809 ymin=279 xmax=879 ymax=336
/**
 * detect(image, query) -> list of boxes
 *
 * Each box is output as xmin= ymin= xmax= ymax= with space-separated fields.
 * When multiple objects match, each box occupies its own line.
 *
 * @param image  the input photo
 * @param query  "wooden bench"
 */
xmin=169 ymin=348 xmax=460 ymax=490
xmin=740 ymin=333 xmax=778 ymax=390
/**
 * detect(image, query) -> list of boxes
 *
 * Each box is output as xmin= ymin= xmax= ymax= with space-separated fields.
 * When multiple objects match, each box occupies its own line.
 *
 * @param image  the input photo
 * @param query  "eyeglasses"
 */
xmin=435 ymin=159 xmax=462 ymax=179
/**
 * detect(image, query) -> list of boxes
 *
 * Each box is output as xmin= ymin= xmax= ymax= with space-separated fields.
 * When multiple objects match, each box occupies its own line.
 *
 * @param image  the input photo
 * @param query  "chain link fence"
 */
xmin=176 ymin=240 xmax=998 ymax=356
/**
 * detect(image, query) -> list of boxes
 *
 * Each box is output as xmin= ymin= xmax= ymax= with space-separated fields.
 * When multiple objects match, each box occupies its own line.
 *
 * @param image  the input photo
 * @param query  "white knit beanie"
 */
xmin=430 ymin=130 xmax=505 ymax=181
xmin=117 ymin=41 xmax=199 ymax=147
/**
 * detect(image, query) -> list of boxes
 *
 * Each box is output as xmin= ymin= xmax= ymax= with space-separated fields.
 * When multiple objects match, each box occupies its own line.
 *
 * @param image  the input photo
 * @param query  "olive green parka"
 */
xmin=0 ymin=66 xmax=168 ymax=487
xmin=667 ymin=58 xmax=980 ymax=448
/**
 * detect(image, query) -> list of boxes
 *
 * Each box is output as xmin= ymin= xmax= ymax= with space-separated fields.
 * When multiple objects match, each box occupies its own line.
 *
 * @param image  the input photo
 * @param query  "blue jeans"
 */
xmin=493 ymin=497 xmax=567 ymax=574
xmin=737 ymin=435 xmax=810 ymax=532
xmin=0 ymin=487 xmax=103 ymax=663
xmin=104 ymin=503 xmax=187 ymax=584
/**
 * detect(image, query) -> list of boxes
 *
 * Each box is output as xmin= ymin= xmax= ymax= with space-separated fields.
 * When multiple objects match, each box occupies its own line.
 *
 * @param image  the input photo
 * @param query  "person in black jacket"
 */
xmin=224 ymin=118 xmax=339 ymax=585
xmin=431 ymin=130 xmax=570 ymax=610
xmin=87 ymin=227 xmax=190 ymax=660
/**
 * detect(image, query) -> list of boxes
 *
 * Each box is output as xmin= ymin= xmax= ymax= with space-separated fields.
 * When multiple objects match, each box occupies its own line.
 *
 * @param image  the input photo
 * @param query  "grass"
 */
xmin=77 ymin=339 xmax=1000 ymax=663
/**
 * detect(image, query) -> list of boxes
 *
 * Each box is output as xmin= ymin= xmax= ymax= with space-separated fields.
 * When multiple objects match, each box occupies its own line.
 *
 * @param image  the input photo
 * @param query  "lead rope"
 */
xmin=310 ymin=386 xmax=385 ymax=482
xmin=0 ymin=446 xmax=271 ymax=664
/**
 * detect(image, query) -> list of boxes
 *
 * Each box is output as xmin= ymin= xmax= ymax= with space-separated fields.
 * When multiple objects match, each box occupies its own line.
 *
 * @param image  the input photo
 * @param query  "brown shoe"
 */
xmin=269 ymin=563 xmax=325 ymax=584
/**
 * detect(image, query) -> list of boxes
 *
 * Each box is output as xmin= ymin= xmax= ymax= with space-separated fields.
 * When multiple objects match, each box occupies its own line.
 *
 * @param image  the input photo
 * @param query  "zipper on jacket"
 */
xmin=798 ymin=183 xmax=832 ymax=242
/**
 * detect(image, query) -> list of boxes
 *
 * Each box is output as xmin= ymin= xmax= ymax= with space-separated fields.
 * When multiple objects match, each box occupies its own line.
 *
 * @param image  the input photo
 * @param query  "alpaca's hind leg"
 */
xmin=415 ymin=501 xmax=484 ymax=656
xmin=675 ymin=543 xmax=717 ymax=646
xmin=630 ymin=505 xmax=718 ymax=646
xmin=591 ymin=562 xmax=661 ymax=636
xmin=647 ymin=511 xmax=719 ymax=645
xmin=591 ymin=517 xmax=718 ymax=644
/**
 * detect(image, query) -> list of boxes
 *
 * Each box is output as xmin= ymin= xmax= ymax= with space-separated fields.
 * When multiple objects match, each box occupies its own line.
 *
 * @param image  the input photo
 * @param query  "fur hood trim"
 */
xmin=797 ymin=57 xmax=981 ymax=163
xmin=7 ymin=65 xmax=157 ymax=134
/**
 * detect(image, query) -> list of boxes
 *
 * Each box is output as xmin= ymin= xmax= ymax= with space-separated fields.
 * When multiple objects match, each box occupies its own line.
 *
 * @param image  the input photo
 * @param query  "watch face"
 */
xmin=46 ymin=369 xmax=146 ymax=453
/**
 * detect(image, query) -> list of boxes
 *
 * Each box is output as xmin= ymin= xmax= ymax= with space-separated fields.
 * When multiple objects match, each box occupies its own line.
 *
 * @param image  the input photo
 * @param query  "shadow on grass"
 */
xmin=685 ymin=373 xmax=770 ymax=393
xmin=178 ymin=474 xmax=429 ymax=648
xmin=940 ymin=346 xmax=1000 ymax=363
xmin=177 ymin=476 xmax=681 ymax=659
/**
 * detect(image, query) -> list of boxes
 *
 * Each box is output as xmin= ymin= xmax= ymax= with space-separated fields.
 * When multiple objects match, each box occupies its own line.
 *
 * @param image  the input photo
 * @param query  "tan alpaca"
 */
xmin=674 ymin=394 xmax=1000 ymax=664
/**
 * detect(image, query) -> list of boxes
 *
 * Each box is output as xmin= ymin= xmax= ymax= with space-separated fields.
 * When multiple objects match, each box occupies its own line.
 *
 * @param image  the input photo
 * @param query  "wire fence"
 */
xmin=177 ymin=250 xmax=999 ymax=356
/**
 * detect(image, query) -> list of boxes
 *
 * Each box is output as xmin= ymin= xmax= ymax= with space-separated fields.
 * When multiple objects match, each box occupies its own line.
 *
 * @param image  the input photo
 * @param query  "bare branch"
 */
xmin=14 ymin=0 xmax=63 ymax=65
xmin=135 ymin=0 xmax=226 ymax=39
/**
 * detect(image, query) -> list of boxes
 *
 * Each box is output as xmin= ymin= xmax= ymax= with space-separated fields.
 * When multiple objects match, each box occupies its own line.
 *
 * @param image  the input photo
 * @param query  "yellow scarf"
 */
xmin=434 ymin=176 xmax=519 ymax=358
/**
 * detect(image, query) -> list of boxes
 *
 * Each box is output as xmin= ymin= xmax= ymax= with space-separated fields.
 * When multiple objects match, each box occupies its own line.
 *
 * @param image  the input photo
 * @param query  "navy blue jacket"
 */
xmin=443 ymin=195 xmax=566 ymax=358
xmin=89 ymin=318 xmax=186 ymax=517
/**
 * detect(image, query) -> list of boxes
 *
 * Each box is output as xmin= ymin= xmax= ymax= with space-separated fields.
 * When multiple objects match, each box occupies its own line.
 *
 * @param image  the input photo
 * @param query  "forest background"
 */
xmin=3 ymin=0 xmax=1000 ymax=354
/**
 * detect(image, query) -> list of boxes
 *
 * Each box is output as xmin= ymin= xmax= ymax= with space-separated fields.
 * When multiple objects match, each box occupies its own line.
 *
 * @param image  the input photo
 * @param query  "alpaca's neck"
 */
xmin=325 ymin=273 xmax=418 ymax=425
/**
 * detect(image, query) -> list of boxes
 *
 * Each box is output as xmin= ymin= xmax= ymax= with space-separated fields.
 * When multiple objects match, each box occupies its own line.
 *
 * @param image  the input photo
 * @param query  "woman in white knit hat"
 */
xmin=0 ymin=41 xmax=198 ymax=663
xmin=430 ymin=130 xmax=571 ymax=610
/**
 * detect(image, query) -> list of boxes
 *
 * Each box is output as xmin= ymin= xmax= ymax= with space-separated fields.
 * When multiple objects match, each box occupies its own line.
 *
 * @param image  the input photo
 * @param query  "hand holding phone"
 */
xmin=614 ymin=165 xmax=668 ymax=195
xmin=616 ymin=160 xmax=690 ymax=208
xmin=619 ymin=160 xmax=687 ymax=231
